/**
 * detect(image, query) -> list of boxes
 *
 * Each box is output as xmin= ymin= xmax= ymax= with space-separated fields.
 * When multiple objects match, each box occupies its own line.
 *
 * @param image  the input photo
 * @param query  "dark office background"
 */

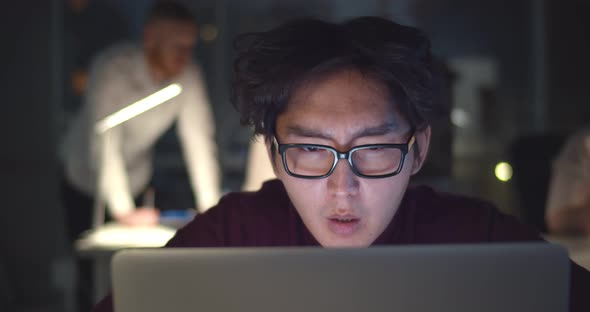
xmin=1 ymin=0 xmax=589 ymax=311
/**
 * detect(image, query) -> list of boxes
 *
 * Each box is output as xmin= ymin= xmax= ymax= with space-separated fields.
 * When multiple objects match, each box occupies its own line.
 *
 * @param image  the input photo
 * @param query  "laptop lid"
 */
xmin=112 ymin=243 xmax=569 ymax=312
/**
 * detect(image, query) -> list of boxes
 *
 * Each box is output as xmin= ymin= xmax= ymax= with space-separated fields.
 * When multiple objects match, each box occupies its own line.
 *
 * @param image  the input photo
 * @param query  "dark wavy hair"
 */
xmin=231 ymin=16 xmax=445 ymax=138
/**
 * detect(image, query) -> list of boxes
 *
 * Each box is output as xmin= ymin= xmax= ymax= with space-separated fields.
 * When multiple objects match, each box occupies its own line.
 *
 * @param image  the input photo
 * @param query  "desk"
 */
xmin=75 ymin=223 xmax=176 ymax=303
xmin=544 ymin=235 xmax=590 ymax=270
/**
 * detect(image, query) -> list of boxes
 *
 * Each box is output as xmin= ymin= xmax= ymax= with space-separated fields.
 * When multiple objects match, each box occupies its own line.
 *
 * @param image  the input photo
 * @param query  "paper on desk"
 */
xmin=80 ymin=222 xmax=176 ymax=249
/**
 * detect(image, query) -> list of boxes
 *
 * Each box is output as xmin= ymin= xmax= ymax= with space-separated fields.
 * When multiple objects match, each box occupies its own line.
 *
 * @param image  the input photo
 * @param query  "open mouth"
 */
xmin=327 ymin=216 xmax=361 ymax=235
xmin=331 ymin=218 xmax=357 ymax=223
xmin=332 ymin=218 xmax=357 ymax=223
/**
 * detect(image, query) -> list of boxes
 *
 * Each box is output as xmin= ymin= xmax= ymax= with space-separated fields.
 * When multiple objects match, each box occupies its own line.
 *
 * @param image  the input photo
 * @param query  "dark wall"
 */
xmin=547 ymin=0 xmax=590 ymax=131
xmin=413 ymin=0 xmax=532 ymax=136
xmin=0 ymin=1 xmax=64 ymax=310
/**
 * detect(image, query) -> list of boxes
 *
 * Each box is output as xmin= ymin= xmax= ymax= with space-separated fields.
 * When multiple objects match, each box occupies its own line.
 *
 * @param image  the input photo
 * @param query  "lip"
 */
xmin=326 ymin=215 xmax=361 ymax=236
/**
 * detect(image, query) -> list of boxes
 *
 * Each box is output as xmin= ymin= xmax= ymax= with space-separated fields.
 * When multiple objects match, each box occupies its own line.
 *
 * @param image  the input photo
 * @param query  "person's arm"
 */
xmin=97 ymin=127 xmax=136 ymax=218
xmin=85 ymin=52 xmax=138 ymax=220
xmin=545 ymin=132 xmax=590 ymax=234
xmin=546 ymin=194 xmax=590 ymax=235
xmin=176 ymin=65 xmax=221 ymax=212
xmin=93 ymin=121 xmax=159 ymax=225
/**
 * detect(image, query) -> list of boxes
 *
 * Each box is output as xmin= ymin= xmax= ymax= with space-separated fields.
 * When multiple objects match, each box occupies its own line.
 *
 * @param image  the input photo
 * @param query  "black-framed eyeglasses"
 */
xmin=273 ymin=130 xmax=416 ymax=179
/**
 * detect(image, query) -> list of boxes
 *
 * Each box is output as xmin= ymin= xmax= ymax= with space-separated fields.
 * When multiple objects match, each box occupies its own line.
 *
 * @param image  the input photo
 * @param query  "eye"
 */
xmin=361 ymin=146 xmax=386 ymax=153
xmin=302 ymin=146 xmax=322 ymax=152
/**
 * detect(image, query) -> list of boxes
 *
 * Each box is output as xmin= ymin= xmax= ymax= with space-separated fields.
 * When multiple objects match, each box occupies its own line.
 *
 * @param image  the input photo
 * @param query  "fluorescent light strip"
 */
xmin=95 ymin=83 xmax=182 ymax=133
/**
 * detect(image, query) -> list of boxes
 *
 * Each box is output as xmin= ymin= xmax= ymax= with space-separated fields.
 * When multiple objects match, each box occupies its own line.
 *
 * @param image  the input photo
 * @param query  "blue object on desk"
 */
xmin=161 ymin=210 xmax=193 ymax=219
xmin=159 ymin=210 xmax=196 ymax=229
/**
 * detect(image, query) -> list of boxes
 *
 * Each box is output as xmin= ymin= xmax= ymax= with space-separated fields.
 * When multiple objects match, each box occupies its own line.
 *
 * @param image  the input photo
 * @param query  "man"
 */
xmin=93 ymin=16 xmax=590 ymax=312
xmin=64 ymin=3 xmax=220 ymax=311
xmin=61 ymin=1 xmax=220 ymax=236
xmin=546 ymin=127 xmax=590 ymax=234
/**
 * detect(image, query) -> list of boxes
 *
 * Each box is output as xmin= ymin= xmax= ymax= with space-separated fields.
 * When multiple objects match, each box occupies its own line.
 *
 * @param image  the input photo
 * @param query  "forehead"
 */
xmin=276 ymin=70 xmax=406 ymax=138
xmin=155 ymin=20 xmax=197 ymax=40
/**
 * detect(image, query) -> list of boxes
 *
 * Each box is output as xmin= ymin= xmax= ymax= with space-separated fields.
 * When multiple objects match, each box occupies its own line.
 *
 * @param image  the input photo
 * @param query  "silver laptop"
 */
xmin=112 ymin=243 xmax=570 ymax=312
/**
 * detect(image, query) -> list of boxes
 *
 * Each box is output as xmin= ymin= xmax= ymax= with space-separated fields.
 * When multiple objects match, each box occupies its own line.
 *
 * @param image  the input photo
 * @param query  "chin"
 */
xmin=162 ymin=65 xmax=183 ymax=78
xmin=319 ymin=237 xmax=372 ymax=248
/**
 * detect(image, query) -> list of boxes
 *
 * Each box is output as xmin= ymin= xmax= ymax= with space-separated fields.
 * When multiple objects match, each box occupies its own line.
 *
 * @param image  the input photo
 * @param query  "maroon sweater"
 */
xmin=93 ymin=179 xmax=590 ymax=312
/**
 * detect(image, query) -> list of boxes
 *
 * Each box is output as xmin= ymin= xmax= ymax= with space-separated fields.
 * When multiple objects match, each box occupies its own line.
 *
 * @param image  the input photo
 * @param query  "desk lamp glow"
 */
xmin=92 ymin=83 xmax=182 ymax=229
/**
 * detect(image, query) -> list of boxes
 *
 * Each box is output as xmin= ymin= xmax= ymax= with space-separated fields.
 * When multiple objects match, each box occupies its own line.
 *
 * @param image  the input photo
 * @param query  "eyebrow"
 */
xmin=285 ymin=122 xmax=401 ymax=141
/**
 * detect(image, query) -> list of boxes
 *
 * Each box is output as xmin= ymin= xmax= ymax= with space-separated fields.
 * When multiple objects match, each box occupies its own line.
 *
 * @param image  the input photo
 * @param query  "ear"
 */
xmin=410 ymin=126 xmax=431 ymax=175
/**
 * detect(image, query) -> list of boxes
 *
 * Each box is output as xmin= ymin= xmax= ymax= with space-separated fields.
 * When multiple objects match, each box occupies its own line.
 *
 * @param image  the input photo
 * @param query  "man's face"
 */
xmin=270 ymin=70 xmax=429 ymax=247
xmin=145 ymin=20 xmax=197 ymax=78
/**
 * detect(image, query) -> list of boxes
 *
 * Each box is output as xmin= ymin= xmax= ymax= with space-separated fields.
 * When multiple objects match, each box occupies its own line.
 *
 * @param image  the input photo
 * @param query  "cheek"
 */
xmin=361 ymin=177 xmax=409 ymax=216
xmin=279 ymin=175 xmax=326 ymax=210
xmin=284 ymin=178 xmax=325 ymax=199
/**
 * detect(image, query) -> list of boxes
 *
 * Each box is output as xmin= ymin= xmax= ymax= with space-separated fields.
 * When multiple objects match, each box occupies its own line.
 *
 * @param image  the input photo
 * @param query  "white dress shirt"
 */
xmin=62 ymin=43 xmax=221 ymax=215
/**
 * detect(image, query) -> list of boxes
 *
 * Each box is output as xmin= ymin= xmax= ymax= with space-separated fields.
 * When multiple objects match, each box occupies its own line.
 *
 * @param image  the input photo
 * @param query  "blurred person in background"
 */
xmin=61 ymin=0 xmax=221 ymax=232
xmin=546 ymin=127 xmax=590 ymax=235
xmin=61 ymin=0 xmax=220 ymax=238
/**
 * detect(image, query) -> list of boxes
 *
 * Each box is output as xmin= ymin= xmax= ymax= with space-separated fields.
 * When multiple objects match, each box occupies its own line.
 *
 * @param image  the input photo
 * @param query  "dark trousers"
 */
xmin=60 ymin=176 xmax=95 ymax=312
xmin=62 ymin=178 xmax=96 ymax=243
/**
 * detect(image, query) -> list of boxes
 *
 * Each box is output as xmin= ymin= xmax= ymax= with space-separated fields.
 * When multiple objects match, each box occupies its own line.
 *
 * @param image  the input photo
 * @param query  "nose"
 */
xmin=327 ymin=158 xmax=359 ymax=197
